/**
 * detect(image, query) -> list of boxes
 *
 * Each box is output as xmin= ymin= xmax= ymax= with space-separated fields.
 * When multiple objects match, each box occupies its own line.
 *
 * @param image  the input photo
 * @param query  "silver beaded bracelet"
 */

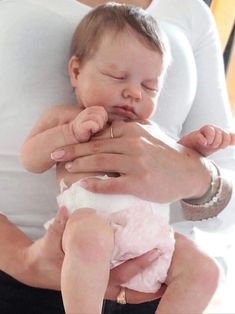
xmin=181 ymin=160 xmax=233 ymax=221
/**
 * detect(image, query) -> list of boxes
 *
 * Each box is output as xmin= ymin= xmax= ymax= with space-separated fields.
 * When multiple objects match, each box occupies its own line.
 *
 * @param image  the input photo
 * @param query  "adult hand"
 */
xmin=51 ymin=120 xmax=211 ymax=203
xmin=106 ymin=249 xmax=166 ymax=303
xmin=21 ymin=207 xmax=69 ymax=290
xmin=17 ymin=206 xmax=165 ymax=304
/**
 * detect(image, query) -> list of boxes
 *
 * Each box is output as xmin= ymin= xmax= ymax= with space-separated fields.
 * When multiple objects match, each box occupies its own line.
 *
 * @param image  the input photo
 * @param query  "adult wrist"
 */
xmin=11 ymin=243 xmax=43 ymax=288
xmin=183 ymin=159 xmax=220 ymax=205
xmin=0 ymin=214 xmax=35 ymax=285
xmin=22 ymin=240 xmax=61 ymax=290
xmin=9 ymin=241 xmax=56 ymax=290
xmin=3 ymin=243 xmax=39 ymax=288
xmin=180 ymin=160 xmax=233 ymax=220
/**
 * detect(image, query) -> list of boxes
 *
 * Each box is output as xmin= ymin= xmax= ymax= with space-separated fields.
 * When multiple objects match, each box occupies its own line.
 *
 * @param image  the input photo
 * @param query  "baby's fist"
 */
xmin=71 ymin=106 xmax=108 ymax=142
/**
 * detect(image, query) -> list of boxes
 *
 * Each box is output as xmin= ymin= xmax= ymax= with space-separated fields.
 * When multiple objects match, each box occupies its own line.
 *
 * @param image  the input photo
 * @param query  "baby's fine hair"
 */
xmin=70 ymin=2 xmax=170 ymax=66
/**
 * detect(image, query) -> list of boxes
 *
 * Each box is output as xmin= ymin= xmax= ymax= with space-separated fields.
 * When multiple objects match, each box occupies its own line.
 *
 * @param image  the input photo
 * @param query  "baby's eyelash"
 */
xmin=142 ymin=84 xmax=157 ymax=92
xmin=101 ymin=71 xmax=126 ymax=80
xmin=109 ymin=74 xmax=125 ymax=80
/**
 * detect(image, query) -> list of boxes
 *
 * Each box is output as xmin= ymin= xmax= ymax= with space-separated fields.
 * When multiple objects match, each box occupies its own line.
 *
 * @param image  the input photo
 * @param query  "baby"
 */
xmin=21 ymin=3 xmax=235 ymax=314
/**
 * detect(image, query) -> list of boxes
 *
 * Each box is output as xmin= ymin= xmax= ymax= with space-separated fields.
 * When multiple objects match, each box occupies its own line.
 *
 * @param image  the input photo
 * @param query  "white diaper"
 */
xmin=57 ymin=176 xmax=170 ymax=220
xmin=49 ymin=176 xmax=175 ymax=293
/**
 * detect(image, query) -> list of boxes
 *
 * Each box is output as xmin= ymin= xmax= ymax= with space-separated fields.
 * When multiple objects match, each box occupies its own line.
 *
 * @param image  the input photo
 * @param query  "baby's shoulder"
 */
xmin=43 ymin=104 xmax=82 ymax=125
xmin=50 ymin=104 xmax=81 ymax=114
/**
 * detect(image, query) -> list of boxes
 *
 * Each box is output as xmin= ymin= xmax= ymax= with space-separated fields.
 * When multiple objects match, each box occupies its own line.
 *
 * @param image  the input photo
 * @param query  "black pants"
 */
xmin=0 ymin=271 xmax=160 ymax=314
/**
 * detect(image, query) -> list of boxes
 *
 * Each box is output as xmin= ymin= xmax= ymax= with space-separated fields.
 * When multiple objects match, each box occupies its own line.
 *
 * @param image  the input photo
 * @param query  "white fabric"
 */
xmin=0 ymin=0 xmax=234 ymax=247
xmin=56 ymin=177 xmax=170 ymax=220
xmin=55 ymin=177 xmax=173 ymax=293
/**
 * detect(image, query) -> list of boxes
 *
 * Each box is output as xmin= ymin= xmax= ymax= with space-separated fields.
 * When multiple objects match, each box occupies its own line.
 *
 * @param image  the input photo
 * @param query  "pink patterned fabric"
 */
xmin=56 ymin=180 xmax=175 ymax=293
xmin=109 ymin=202 xmax=175 ymax=293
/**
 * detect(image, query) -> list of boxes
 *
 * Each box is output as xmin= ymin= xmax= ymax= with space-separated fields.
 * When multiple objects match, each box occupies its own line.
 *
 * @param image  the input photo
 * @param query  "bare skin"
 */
xmin=0 ymin=209 xmax=164 ymax=303
xmin=52 ymin=120 xmax=213 ymax=203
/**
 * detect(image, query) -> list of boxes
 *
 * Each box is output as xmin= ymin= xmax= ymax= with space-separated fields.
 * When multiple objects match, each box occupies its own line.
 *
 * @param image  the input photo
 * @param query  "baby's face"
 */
xmin=70 ymin=30 xmax=164 ymax=122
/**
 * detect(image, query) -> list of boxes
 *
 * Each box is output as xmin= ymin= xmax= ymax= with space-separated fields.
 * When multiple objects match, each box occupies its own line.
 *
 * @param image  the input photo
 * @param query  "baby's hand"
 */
xmin=179 ymin=125 xmax=235 ymax=156
xmin=70 ymin=106 xmax=108 ymax=142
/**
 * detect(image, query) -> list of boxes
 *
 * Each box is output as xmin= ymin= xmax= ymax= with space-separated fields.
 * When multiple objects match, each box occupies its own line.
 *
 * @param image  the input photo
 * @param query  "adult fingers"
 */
xmin=105 ymin=285 xmax=165 ymax=304
xmin=94 ymin=120 xmax=125 ymax=140
xmin=79 ymin=176 xmax=132 ymax=195
xmin=45 ymin=207 xmax=69 ymax=253
xmin=110 ymin=249 xmax=161 ymax=284
xmin=51 ymin=120 xmax=165 ymax=163
xmin=106 ymin=249 xmax=165 ymax=303
xmin=125 ymin=286 xmax=165 ymax=304
xmin=51 ymin=138 xmax=131 ymax=162
xmin=49 ymin=207 xmax=69 ymax=232
xmin=64 ymin=154 xmax=135 ymax=174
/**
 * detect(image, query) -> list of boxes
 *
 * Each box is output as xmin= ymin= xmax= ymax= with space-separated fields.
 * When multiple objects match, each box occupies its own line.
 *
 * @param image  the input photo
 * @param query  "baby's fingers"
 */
xmin=79 ymin=121 xmax=102 ymax=142
xmin=219 ymin=131 xmax=232 ymax=149
xmin=230 ymin=133 xmax=235 ymax=145
xmin=195 ymin=133 xmax=208 ymax=146
xmin=200 ymin=125 xmax=216 ymax=145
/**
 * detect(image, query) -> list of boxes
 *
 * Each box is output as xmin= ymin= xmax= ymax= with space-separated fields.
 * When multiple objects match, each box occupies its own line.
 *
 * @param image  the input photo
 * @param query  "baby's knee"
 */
xmin=191 ymin=252 xmax=222 ymax=293
xmin=62 ymin=209 xmax=114 ymax=261
xmin=169 ymin=233 xmax=222 ymax=292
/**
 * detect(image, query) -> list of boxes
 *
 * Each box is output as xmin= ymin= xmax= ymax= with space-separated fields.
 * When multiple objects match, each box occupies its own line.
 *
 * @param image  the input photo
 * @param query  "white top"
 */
xmin=0 ymin=0 xmax=234 ymax=242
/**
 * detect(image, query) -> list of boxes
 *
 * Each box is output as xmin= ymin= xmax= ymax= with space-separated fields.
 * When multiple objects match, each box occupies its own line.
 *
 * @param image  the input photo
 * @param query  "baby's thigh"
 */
xmin=165 ymin=232 xmax=216 ymax=285
xmin=62 ymin=208 xmax=114 ymax=261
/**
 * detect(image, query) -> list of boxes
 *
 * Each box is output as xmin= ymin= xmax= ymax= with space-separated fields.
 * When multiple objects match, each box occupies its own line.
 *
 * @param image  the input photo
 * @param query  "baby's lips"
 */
xmin=112 ymin=105 xmax=137 ymax=119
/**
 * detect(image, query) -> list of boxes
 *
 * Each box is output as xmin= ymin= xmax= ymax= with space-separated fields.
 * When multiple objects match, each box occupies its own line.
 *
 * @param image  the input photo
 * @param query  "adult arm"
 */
xmin=0 ymin=209 xmax=67 ymax=290
xmin=0 ymin=208 xmax=163 ymax=302
xmin=51 ymin=120 xmax=213 ymax=203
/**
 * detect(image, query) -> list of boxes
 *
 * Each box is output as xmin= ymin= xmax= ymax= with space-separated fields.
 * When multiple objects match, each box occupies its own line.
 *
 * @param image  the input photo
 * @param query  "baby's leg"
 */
xmin=61 ymin=208 xmax=114 ymax=314
xmin=156 ymin=232 xmax=221 ymax=314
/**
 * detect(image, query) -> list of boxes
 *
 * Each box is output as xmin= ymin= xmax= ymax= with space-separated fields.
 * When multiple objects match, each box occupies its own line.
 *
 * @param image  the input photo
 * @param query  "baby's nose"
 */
xmin=122 ymin=84 xmax=142 ymax=101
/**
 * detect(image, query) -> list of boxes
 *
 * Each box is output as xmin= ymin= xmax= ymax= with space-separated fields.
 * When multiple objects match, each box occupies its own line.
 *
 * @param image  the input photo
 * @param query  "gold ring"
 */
xmin=110 ymin=125 xmax=114 ymax=139
xmin=116 ymin=287 xmax=126 ymax=305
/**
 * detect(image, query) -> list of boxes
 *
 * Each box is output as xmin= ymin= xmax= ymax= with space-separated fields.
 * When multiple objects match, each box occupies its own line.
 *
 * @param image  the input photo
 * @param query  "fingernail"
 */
xmin=79 ymin=179 xmax=88 ymax=189
xmin=51 ymin=149 xmax=65 ymax=160
xmin=65 ymin=163 xmax=72 ymax=171
xmin=147 ymin=249 xmax=160 ymax=262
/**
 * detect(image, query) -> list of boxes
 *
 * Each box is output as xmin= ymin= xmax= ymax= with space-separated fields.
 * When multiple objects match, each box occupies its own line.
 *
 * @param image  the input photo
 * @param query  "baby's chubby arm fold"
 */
xmin=20 ymin=105 xmax=108 ymax=174
xmin=20 ymin=105 xmax=81 ymax=173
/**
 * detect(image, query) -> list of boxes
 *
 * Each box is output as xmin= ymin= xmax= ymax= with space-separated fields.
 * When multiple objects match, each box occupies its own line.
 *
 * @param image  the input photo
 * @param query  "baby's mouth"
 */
xmin=111 ymin=105 xmax=137 ymax=120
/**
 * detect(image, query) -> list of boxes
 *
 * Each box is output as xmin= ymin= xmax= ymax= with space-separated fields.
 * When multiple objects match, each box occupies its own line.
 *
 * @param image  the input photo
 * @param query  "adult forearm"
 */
xmin=0 ymin=211 xmax=66 ymax=290
xmin=0 ymin=214 xmax=34 ymax=284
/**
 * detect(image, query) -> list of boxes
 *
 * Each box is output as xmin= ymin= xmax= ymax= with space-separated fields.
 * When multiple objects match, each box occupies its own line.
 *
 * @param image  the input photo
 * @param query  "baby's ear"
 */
xmin=68 ymin=56 xmax=80 ymax=87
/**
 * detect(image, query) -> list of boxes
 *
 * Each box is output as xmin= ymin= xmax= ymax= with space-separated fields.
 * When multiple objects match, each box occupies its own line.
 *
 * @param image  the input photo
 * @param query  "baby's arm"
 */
xmin=69 ymin=106 xmax=108 ymax=143
xmin=178 ymin=125 xmax=235 ymax=156
xmin=20 ymin=105 xmax=107 ymax=173
xmin=20 ymin=105 xmax=80 ymax=173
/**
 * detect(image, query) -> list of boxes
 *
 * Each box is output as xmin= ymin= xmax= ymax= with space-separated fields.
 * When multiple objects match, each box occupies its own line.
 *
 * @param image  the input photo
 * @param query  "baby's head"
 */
xmin=69 ymin=2 xmax=170 ymax=121
xmin=70 ymin=2 xmax=169 ymax=67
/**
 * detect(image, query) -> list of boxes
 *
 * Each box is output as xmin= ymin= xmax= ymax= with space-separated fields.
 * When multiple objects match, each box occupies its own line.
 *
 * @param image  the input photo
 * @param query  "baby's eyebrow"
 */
xmin=100 ymin=64 xmax=127 ymax=76
xmin=104 ymin=63 xmax=125 ymax=72
xmin=144 ymin=78 xmax=159 ymax=85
